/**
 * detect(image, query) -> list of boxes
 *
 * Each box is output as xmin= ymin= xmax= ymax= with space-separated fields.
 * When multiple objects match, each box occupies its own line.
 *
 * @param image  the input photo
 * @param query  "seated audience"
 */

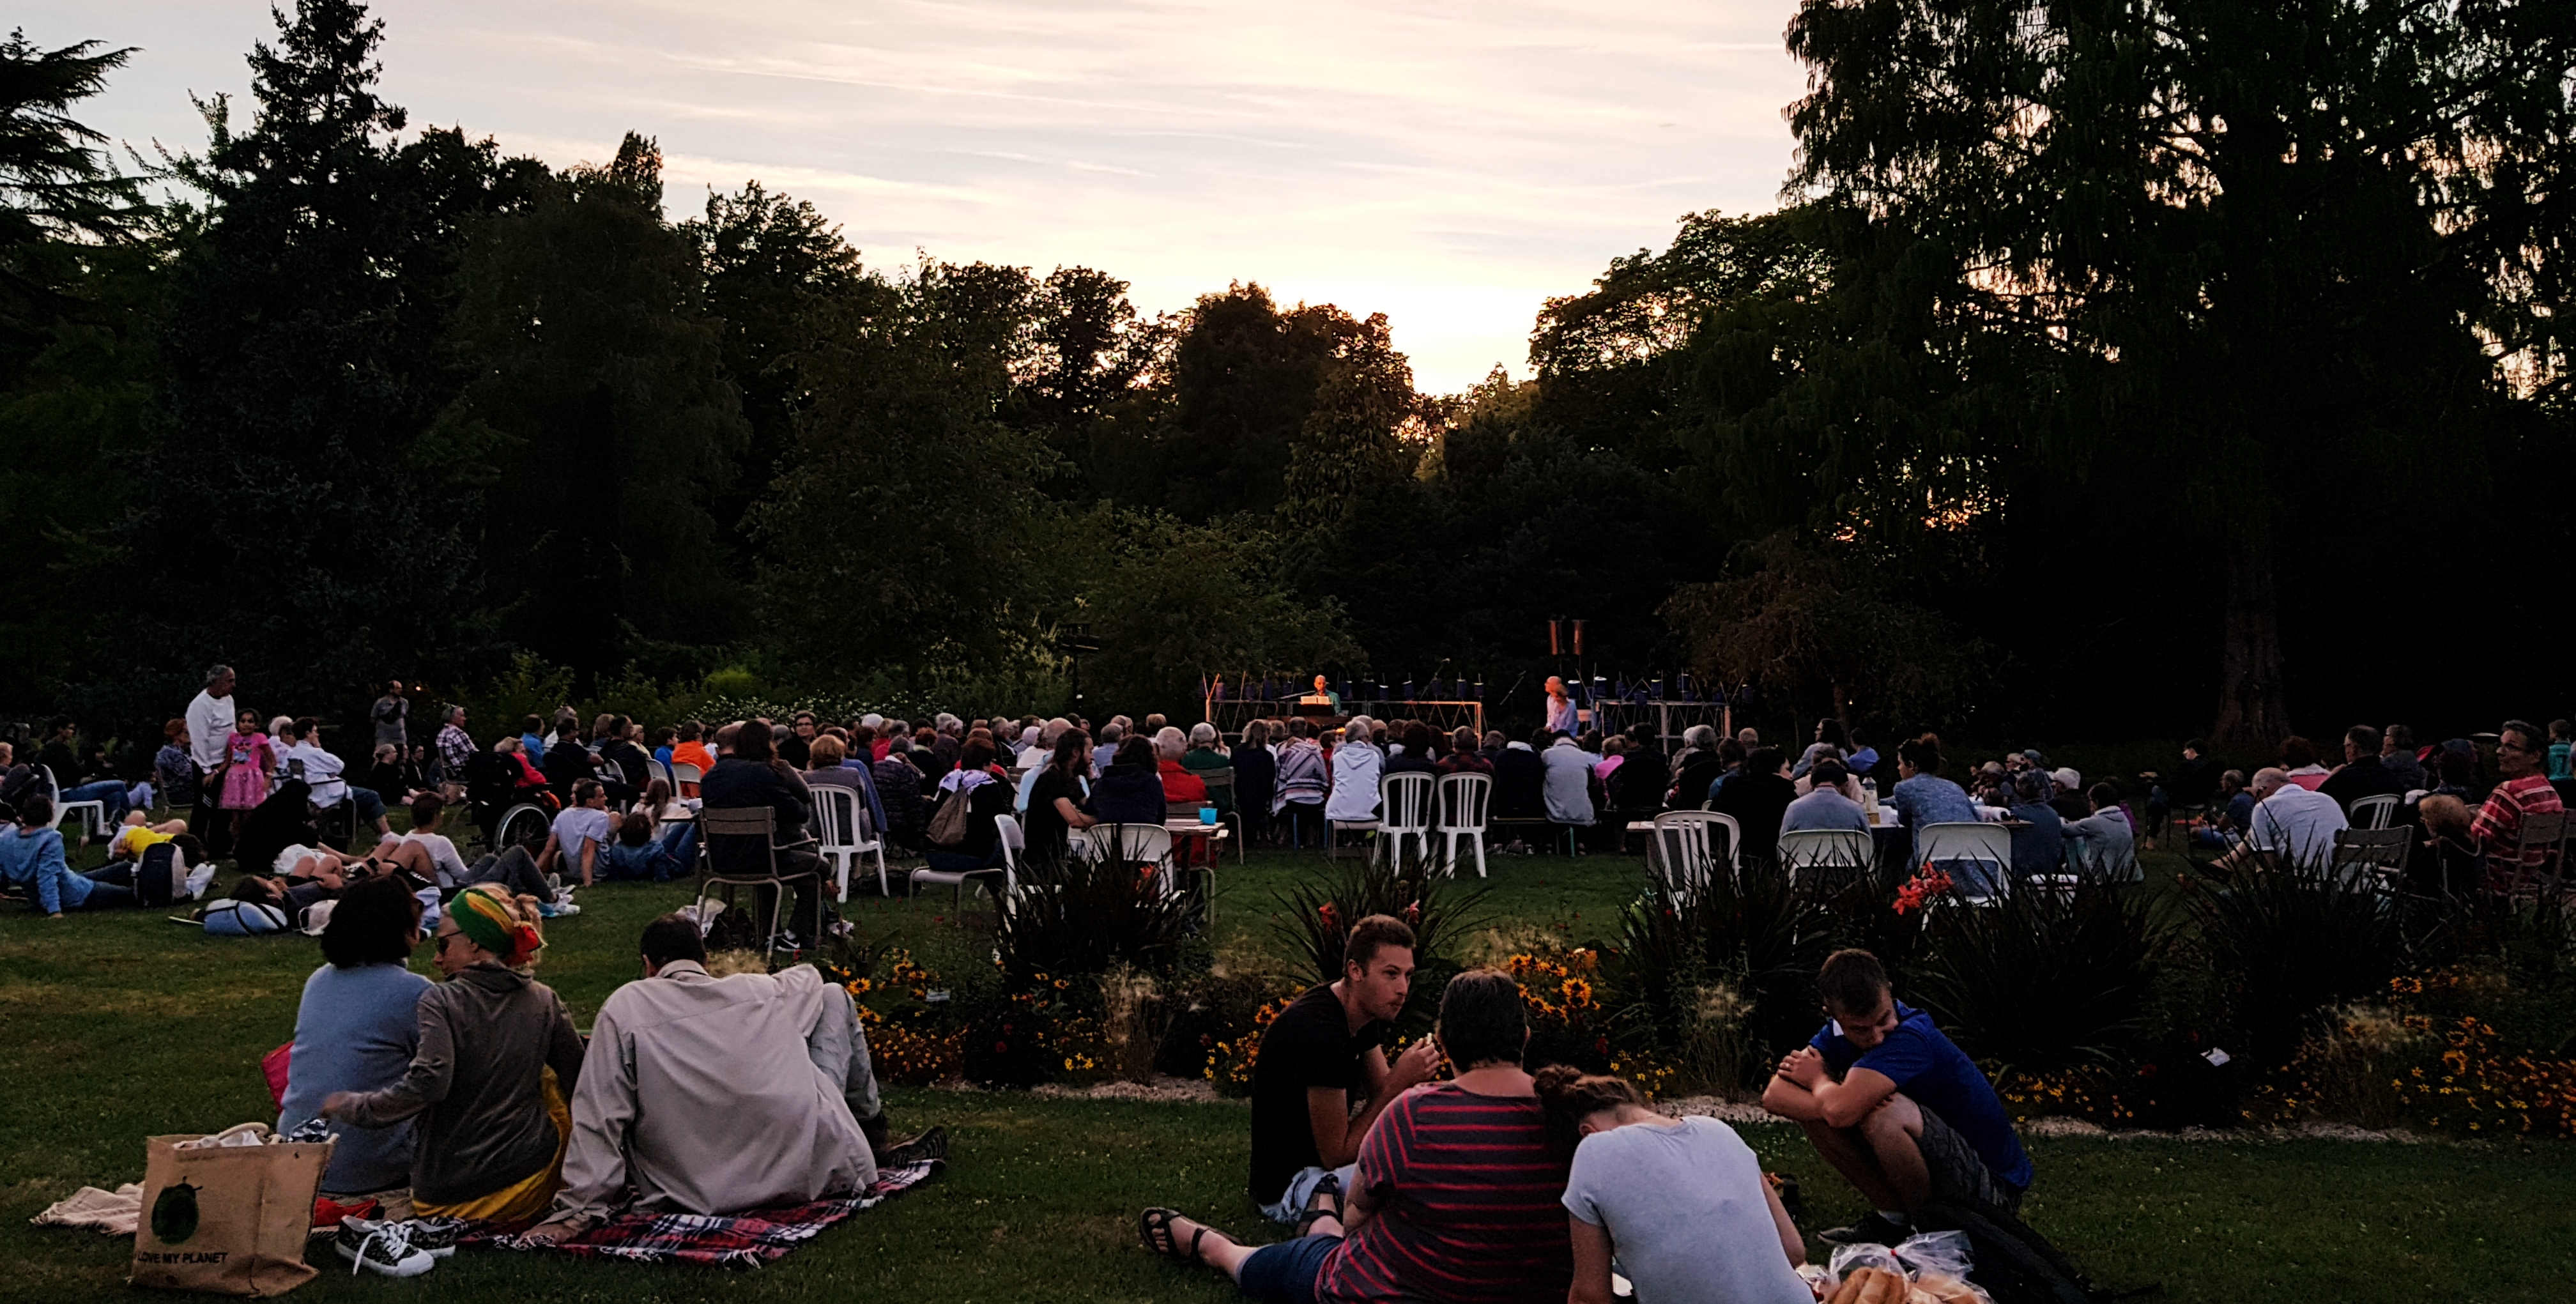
xmin=1710 ymin=746 xmax=1796 ymax=866
xmin=2059 ymin=781 xmax=2138 ymax=878
xmin=1605 ymin=725 xmax=1671 ymax=813
xmin=1890 ymin=738 xmax=1987 ymax=882
xmin=1271 ymin=719 xmax=1330 ymax=846
xmin=1763 ymin=949 xmax=2032 ymax=1245
xmin=1088 ymin=735 xmax=1169 ymax=827
xmin=1383 ymin=722 xmax=1441 ymax=778
xmin=280 ymin=875 xmax=434 ymax=1215
xmin=1781 ymin=758 xmax=1869 ymax=834
xmin=1325 ymin=717 xmax=1385 ymax=824
xmin=276 ymin=717 xmax=391 ymax=838
xmin=0 ymin=796 xmax=136 ymax=914
xmin=541 ymin=723 xmax=597 ymax=802
xmin=1092 ymin=721 xmax=1127 ymax=776
xmin=2413 ymin=794 xmax=2486 ymax=894
xmin=701 ymin=724 xmax=825 ymax=941
xmin=525 ymin=916 xmax=939 ymax=1242
xmin=2379 ymin=723 xmax=2427 ymax=792
xmin=2277 ymin=735 xmax=2330 ymax=790
xmin=2472 ymin=718 xmax=2564 ymax=891
xmin=1544 ymin=1066 xmax=1810 ymax=1304
xmin=1141 ymin=968 xmax=1574 ymax=1304
xmin=925 ymin=737 xmax=1016 ymax=872
xmin=1233 ymin=721 xmax=1277 ymax=843
xmin=802 ymin=733 xmax=887 ymax=840
xmin=376 ymin=795 xmax=472 ymax=888
xmin=1665 ymin=725 xmax=1724 ymax=809
xmin=1158 ymin=728 xmax=1213 ymax=806
xmin=323 ymin=885 xmax=585 ymax=1222
xmin=2046 ymin=767 xmax=2090 ymax=823
xmin=1492 ymin=728 xmax=1549 ymax=823
xmin=596 ymin=809 xmax=699 ymax=883
xmin=2004 ymin=769 xmax=2066 ymax=875
xmin=872 ymin=733 xmax=929 ymax=852
xmin=154 ymin=719 xmax=198 ymax=811
xmin=1245 ymin=917 xmax=1438 ymax=1222
xmin=538 ymin=779 xmax=615 ymax=889
xmin=2220 ymin=767 xmax=2348 ymax=870
xmin=1436 ymin=726 xmax=1492 ymax=776
xmin=1541 ymin=731 xmax=1597 ymax=831
xmin=2319 ymin=724 xmax=2409 ymax=815
xmin=1181 ymin=723 xmax=1235 ymax=808
xmin=1023 ymin=731 xmax=1099 ymax=863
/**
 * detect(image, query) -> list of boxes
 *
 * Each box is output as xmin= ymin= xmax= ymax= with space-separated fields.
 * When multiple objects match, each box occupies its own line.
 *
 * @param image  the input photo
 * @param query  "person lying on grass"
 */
xmin=0 ymin=795 xmax=139 ymax=914
xmin=1540 ymin=1065 xmax=1811 ymax=1304
xmin=1140 ymin=968 xmax=1574 ymax=1304
xmin=1761 ymin=947 xmax=2033 ymax=1246
xmin=1245 ymin=914 xmax=1440 ymax=1224
xmin=519 ymin=915 xmax=946 ymax=1245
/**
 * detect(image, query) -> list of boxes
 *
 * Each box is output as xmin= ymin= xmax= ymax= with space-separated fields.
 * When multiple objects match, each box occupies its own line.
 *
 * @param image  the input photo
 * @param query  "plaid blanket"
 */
xmin=463 ymin=1160 xmax=941 ymax=1269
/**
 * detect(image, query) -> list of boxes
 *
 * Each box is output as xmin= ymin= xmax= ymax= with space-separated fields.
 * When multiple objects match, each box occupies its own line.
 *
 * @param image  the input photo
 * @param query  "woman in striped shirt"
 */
xmin=1140 ymin=969 xmax=1574 ymax=1304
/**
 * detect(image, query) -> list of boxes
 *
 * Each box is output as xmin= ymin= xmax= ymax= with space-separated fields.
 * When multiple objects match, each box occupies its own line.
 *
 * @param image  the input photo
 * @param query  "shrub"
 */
xmin=1164 ymin=971 xmax=1294 ymax=1081
xmin=995 ymin=850 xmax=1194 ymax=988
xmin=1907 ymin=882 xmax=2163 ymax=1083
xmin=1611 ymin=871 xmax=1833 ymax=1091
xmin=2180 ymin=860 xmax=2405 ymax=1071
xmin=1273 ymin=858 xmax=1492 ymax=1030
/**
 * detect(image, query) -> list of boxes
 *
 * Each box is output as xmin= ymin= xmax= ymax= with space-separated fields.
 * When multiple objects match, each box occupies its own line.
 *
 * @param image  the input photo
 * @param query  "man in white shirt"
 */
xmin=280 ymin=717 xmax=392 ymax=838
xmin=541 ymin=778 xmax=615 ymax=886
xmin=184 ymin=664 xmax=236 ymax=853
xmin=2221 ymin=767 xmax=2347 ymax=870
xmin=1540 ymin=732 xmax=1598 ymax=829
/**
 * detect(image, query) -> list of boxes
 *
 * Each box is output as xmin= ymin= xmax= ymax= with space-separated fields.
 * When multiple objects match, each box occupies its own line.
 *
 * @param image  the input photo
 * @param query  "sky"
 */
xmin=27 ymin=1 xmax=1812 ymax=392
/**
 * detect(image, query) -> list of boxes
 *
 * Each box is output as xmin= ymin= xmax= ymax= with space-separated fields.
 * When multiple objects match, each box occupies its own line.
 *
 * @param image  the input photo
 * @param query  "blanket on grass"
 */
xmin=461 ymin=1160 xmax=941 ymax=1269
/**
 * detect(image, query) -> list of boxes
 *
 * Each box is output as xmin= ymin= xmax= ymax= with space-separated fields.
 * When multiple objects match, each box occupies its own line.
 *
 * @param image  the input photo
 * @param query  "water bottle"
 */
xmin=1861 ymin=777 xmax=1880 ymax=822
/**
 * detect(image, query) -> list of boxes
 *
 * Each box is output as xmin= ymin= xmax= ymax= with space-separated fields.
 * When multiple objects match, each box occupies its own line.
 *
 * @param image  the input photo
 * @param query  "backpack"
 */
xmin=925 ymin=787 xmax=973 ymax=848
xmin=202 ymin=900 xmax=289 ymax=937
xmin=1917 ymin=1196 xmax=2146 ymax=1304
xmin=134 ymin=842 xmax=183 ymax=909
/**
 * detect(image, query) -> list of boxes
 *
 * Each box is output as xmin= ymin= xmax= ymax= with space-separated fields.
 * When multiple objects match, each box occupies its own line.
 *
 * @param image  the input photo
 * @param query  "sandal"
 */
xmin=1292 ymin=1173 xmax=1344 ymax=1233
xmin=1138 ymin=1208 xmax=1213 ymax=1264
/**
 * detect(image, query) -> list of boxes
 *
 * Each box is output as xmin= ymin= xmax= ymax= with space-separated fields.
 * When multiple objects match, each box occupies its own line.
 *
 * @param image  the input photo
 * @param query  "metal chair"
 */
xmin=1648 ymin=811 xmax=1739 ymax=900
xmin=1917 ymin=822 xmax=2014 ymax=903
xmin=1777 ymin=828 xmax=1873 ymax=893
xmin=1376 ymin=772 xmax=1438 ymax=870
xmin=1433 ymin=772 xmax=1492 ymax=878
xmin=2331 ymin=825 xmax=2412 ymax=894
xmin=809 ymin=785 xmax=887 ymax=899
xmin=908 ymin=811 xmax=1018 ymax=918
xmin=2348 ymin=793 xmax=2401 ymax=832
xmin=694 ymin=805 xmax=824 ymax=947
xmin=2504 ymin=808 xmax=2569 ymax=900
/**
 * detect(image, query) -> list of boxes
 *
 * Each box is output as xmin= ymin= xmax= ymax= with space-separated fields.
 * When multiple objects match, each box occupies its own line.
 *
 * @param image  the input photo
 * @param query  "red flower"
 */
xmin=1402 ymin=901 xmax=1422 ymax=925
xmin=1319 ymin=903 xmax=1342 ymax=929
xmin=994 ymin=1041 xmax=1009 ymax=1054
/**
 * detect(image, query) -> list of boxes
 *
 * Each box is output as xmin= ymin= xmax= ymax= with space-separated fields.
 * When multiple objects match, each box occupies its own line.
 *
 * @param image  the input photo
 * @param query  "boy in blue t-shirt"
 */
xmin=1761 ymin=947 xmax=2033 ymax=1246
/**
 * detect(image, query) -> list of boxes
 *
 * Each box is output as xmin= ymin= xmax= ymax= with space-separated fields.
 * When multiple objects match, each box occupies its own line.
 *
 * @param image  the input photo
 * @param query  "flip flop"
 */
xmin=1138 ymin=1208 xmax=1213 ymax=1264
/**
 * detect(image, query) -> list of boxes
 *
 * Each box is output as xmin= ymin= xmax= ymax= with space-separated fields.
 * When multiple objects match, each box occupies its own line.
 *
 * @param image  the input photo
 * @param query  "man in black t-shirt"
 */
xmin=1247 ymin=914 xmax=1439 ymax=1222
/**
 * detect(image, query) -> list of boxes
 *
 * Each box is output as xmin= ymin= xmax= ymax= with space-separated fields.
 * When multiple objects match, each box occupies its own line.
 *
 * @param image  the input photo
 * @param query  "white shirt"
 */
xmin=2248 ymin=785 xmax=2348 ymax=867
xmin=187 ymin=690 xmax=234 ymax=771
xmin=279 ymin=740 xmax=349 ymax=805
xmin=1541 ymin=739 xmax=1597 ymax=825
xmin=1326 ymin=741 xmax=1384 ymax=821
xmin=383 ymin=829 xmax=470 ymax=887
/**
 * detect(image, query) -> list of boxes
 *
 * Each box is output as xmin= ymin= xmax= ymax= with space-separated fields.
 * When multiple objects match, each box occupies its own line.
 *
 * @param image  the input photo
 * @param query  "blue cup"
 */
xmin=1198 ymin=807 xmax=1218 ymax=825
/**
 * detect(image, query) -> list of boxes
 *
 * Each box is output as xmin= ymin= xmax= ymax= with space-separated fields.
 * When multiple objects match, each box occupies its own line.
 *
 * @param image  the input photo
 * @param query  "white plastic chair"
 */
xmin=1649 ymin=811 xmax=1740 ymax=899
xmin=809 ymin=785 xmax=887 ymax=899
xmin=41 ymin=766 xmax=108 ymax=841
xmin=1777 ymin=828 xmax=1873 ymax=890
xmin=1376 ymin=772 xmax=1438 ymax=870
xmin=2349 ymin=793 xmax=2400 ymax=831
xmin=646 ymin=756 xmax=673 ymax=790
xmin=670 ymin=760 xmax=704 ymax=798
xmin=1433 ymin=772 xmax=1492 ymax=878
xmin=1076 ymin=822 xmax=1177 ymax=894
xmin=1917 ymin=822 xmax=2015 ymax=903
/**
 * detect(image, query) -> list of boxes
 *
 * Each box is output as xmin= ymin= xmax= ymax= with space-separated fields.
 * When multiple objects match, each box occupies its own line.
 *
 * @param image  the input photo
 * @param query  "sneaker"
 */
xmin=404 ymin=1216 xmax=464 ymax=1259
xmin=540 ymin=900 xmax=580 ymax=917
xmin=336 ymin=1217 xmax=435 ymax=1277
xmin=878 ymin=1124 xmax=949 ymax=1167
xmin=1817 ymin=1212 xmax=1911 ymax=1246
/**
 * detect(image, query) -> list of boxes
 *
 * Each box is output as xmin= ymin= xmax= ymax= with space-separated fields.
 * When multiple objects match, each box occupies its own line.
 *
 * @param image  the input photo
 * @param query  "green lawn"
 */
xmin=4 ymin=841 xmax=2572 ymax=1302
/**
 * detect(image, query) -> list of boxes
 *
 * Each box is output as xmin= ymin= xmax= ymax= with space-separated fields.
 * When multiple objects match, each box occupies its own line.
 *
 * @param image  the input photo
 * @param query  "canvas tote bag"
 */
xmin=132 ymin=1123 xmax=332 ymax=1296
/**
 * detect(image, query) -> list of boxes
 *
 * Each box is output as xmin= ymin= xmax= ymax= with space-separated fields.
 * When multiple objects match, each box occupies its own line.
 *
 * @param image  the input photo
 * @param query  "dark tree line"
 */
xmin=1 ymin=1 xmax=2572 ymax=747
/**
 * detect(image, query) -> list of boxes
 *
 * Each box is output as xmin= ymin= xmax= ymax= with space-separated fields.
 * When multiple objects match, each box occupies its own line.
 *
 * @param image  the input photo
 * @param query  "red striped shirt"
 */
xmin=1319 ymin=1083 xmax=1574 ymax=1304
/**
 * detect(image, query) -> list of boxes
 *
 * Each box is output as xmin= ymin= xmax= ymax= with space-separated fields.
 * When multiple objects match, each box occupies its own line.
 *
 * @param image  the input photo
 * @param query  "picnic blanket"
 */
xmin=463 ymin=1160 xmax=942 ymax=1269
xmin=31 ymin=1183 xmax=144 ymax=1235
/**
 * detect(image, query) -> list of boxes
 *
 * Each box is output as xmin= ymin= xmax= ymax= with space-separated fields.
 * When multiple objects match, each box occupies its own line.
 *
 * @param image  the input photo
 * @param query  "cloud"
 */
xmin=29 ymin=0 xmax=1808 ymax=389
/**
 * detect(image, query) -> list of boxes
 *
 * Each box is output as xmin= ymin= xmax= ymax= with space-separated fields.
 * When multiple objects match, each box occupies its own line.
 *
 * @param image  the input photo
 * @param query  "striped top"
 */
xmin=1319 ymin=1083 xmax=1574 ymax=1304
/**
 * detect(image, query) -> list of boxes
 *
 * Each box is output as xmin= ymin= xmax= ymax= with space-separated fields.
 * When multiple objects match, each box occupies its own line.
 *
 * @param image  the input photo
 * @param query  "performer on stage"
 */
xmin=1545 ymin=675 xmax=1579 ymax=736
xmin=1301 ymin=675 xmax=1342 ymax=712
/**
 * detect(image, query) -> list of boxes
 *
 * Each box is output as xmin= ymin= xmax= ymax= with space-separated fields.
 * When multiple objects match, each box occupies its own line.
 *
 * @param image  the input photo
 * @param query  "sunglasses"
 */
xmin=433 ymin=930 xmax=464 ymax=952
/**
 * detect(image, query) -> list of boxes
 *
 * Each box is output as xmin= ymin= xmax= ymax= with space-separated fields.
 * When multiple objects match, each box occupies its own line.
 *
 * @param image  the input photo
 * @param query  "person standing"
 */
xmin=185 ymin=666 xmax=238 ymax=857
xmin=371 ymin=680 xmax=410 ymax=752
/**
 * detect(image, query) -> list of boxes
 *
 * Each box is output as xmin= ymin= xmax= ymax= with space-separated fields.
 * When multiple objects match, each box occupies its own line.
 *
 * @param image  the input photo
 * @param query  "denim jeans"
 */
xmin=62 ymin=779 xmax=130 ymax=825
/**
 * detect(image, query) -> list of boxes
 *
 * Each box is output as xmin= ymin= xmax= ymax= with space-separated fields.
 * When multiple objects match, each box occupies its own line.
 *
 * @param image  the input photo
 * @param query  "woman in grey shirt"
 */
xmin=1540 ymin=1066 xmax=1811 ymax=1304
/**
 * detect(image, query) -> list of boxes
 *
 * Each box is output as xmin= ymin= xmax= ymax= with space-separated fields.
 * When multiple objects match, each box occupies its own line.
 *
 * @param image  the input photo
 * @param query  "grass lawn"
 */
xmin=4 ymin=837 xmax=2572 ymax=1302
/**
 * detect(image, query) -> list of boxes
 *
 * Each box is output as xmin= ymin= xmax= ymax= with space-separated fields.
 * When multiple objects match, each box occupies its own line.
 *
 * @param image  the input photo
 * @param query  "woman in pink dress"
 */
xmin=218 ymin=707 xmax=275 ymax=840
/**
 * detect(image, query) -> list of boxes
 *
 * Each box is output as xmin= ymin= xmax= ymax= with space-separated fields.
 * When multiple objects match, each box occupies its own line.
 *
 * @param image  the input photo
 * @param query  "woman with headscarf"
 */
xmin=323 ymin=884 xmax=585 ymax=1223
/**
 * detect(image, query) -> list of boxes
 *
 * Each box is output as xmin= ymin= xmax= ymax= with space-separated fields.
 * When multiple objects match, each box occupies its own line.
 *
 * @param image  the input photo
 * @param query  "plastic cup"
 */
xmin=1198 ymin=807 xmax=1218 ymax=825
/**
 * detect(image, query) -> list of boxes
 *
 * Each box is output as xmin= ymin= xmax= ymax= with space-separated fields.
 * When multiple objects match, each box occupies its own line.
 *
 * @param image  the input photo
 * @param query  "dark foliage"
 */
xmin=2181 ymin=861 xmax=2407 ymax=1070
xmin=1613 ymin=871 xmax=1834 ymax=1081
xmin=992 ymin=848 xmax=1193 ymax=989
xmin=1272 ymin=857 xmax=1492 ymax=1032
xmin=1908 ymin=884 xmax=2164 ymax=1082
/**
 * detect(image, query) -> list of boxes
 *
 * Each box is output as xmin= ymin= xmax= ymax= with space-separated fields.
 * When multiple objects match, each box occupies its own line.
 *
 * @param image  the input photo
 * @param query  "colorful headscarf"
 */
xmin=449 ymin=884 xmax=544 ymax=966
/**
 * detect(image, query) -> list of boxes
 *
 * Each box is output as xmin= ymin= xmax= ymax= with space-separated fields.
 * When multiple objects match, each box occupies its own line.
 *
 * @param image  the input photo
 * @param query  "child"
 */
xmin=2548 ymin=720 xmax=2572 ymax=782
xmin=219 ymin=709 xmax=276 ymax=842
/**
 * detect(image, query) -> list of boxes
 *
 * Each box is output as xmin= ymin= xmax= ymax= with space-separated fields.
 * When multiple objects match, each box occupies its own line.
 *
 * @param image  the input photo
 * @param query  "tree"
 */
xmin=0 ymin=30 xmax=150 ymax=364
xmin=443 ymin=133 xmax=748 ymax=688
xmin=130 ymin=0 xmax=528 ymax=713
xmin=1780 ymin=0 xmax=2576 ymax=742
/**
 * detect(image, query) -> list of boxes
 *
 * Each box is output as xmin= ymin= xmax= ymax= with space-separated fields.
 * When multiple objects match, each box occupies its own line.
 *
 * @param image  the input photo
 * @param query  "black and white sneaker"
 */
xmin=335 ymin=1217 xmax=434 ymax=1277
xmin=405 ymin=1216 xmax=464 ymax=1259
xmin=878 ymin=1124 xmax=948 ymax=1167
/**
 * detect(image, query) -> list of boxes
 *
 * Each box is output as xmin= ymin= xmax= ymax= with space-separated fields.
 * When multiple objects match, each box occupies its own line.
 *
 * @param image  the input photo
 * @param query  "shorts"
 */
xmin=1917 ymin=1107 xmax=2024 ymax=1212
xmin=1259 ymin=1163 xmax=1355 ymax=1224
xmin=1237 ymin=1234 xmax=1338 ymax=1304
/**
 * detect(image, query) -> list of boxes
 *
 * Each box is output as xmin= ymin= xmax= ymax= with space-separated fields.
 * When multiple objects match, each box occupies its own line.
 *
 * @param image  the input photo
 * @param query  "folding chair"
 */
xmin=2505 ymin=808 xmax=2568 ymax=901
xmin=809 ymin=785 xmax=888 ymax=899
xmin=2348 ymin=793 xmax=2401 ymax=832
xmin=908 ymin=812 xmax=1018 ymax=918
xmin=1777 ymin=828 xmax=1873 ymax=893
xmin=1433 ymin=772 xmax=1492 ymax=878
xmin=1376 ymin=772 xmax=1438 ymax=870
xmin=2331 ymin=825 xmax=2412 ymax=894
xmin=1194 ymin=765 xmax=1246 ymax=863
xmin=1917 ymin=822 xmax=2014 ymax=903
xmin=694 ymin=806 xmax=824 ymax=947
xmin=1647 ymin=811 xmax=1738 ymax=901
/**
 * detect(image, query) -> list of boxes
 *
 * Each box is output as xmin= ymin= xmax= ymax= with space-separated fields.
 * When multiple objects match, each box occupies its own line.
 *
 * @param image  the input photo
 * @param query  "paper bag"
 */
xmin=131 ymin=1124 xmax=332 ymax=1296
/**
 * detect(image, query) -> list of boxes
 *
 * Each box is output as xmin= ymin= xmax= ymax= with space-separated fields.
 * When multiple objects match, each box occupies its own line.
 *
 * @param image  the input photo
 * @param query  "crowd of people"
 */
xmin=1142 ymin=918 xmax=2023 ymax=1304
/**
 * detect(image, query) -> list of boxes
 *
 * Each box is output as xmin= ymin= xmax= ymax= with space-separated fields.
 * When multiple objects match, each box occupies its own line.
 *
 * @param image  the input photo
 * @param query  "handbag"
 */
xmin=132 ymin=1123 xmax=333 ymax=1296
xmin=925 ymin=786 xmax=972 ymax=848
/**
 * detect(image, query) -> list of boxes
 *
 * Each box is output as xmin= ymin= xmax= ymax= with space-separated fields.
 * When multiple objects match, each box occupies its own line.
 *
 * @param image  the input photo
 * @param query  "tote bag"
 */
xmin=132 ymin=1124 xmax=332 ymax=1296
